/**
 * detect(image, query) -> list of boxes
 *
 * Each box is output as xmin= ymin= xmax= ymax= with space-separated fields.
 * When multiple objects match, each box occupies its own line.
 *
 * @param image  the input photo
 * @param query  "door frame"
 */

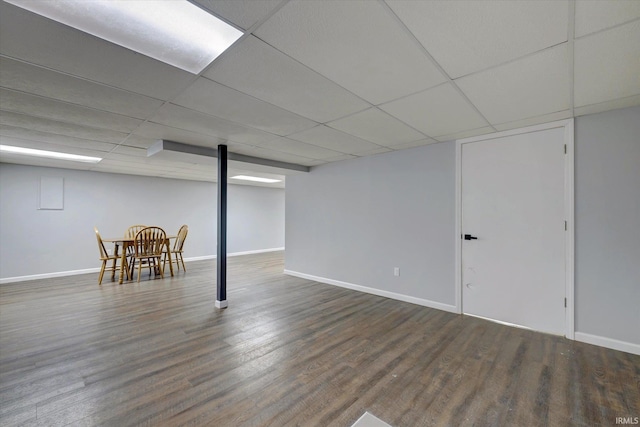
xmin=454 ymin=119 xmax=575 ymax=339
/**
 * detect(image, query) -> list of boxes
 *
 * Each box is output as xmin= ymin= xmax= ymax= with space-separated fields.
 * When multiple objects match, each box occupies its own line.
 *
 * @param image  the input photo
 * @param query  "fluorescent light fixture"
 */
xmin=0 ymin=145 xmax=102 ymax=163
xmin=5 ymin=0 xmax=243 ymax=74
xmin=231 ymin=175 xmax=281 ymax=184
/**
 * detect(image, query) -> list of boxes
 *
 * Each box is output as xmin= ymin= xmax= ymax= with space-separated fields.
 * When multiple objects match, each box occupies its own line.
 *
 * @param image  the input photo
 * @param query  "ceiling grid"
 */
xmin=0 ymin=0 xmax=638 ymax=185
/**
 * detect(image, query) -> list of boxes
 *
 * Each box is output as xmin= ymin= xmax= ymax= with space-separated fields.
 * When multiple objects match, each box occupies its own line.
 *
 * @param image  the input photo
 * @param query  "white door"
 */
xmin=461 ymin=127 xmax=566 ymax=335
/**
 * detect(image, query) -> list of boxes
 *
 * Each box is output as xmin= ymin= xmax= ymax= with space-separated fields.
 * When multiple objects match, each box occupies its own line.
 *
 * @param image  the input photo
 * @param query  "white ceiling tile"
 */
xmin=149 ymin=104 xmax=276 ymax=146
xmin=0 ymin=125 xmax=117 ymax=152
xmin=259 ymin=137 xmax=343 ymax=160
xmin=239 ymin=146 xmax=316 ymax=165
xmin=354 ymin=147 xmax=393 ymax=157
xmin=117 ymin=134 xmax=157 ymax=149
xmin=0 ymin=1 xmax=194 ymax=100
xmin=0 ymin=58 xmax=164 ymax=119
xmin=574 ymin=21 xmax=640 ymax=107
xmin=0 ymin=110 xmax=128 ymax=144
xmin=0 ymin=155 xmax=93 ymax=171
xmin=327 ymin=107 xmax=425 ymax=146
xmin=0 ymin=89 xmax=143 ymax=133
xmin=387 ymin=0 xmax=568 ymax=78
xmin=380 ymin=83 xmax=489 ymax=137
xmin=575 ymin=0 xmax=640 ymax=37
xmin=433 ymin=126 xmax=496 ymax=143
xmin=134 ymin=122 xmax=227 ymax=148
xmin=204 ymin=36 xmax=370 ymax=122
xmin=573 ymin=94 xmax=640 ymax=118
xmin=387 ymin=138 xmax=438 ymax=150
xmin=255 ymin=0 xmax=446 ymax=104
xmin=287 ymin=125 xmax=384 ymax=155
xmin=493 ymin=110 xmax=572 ymax=132
xmin=111 ymin=145 xmax=147 ymax=157
xmin=173 ymin=77 xmax=317 ymax=135
xmin=321 ymin=154 xmax=357 ymax=163
xmin=191 ymin=0 xmax=282 ymax=30
xmin=456 ymin=45 xmax=570 ymax=125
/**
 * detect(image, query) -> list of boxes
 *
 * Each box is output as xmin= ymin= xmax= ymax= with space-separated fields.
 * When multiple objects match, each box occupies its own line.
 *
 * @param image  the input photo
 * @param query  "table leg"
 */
xmin=119 ymin=242 xmax=129 ymax=284
xmin=165 ymin=239 xmax=174 ymax=277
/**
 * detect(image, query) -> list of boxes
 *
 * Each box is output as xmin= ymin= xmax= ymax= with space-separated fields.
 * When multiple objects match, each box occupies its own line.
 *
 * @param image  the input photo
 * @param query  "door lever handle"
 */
xmin=463 ymin=234 xmax=478 ymax=240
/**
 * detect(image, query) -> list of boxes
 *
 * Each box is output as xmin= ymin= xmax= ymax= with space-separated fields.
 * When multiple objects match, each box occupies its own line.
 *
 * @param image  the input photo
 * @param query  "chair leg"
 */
xmin=137 ymin=259 xmax=143 ymax=283
xmin=110 ymin=257 xmax=117 ymax=280
xmin=179 ymin=253 xmax=186 ymax=272
xmin=158 ymin=257 xmax=164 ymax=278
xmin=98 ymin=260 xmax=106 ymax=285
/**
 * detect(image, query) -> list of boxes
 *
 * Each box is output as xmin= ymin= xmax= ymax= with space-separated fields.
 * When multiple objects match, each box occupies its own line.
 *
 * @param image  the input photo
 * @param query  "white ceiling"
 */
xmin=1 ymin=0 xmax=639 ymax=187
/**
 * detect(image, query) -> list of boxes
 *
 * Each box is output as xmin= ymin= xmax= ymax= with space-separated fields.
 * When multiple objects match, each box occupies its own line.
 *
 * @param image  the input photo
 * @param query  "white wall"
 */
xmin=0 ymin=164 xmax=285 ymax=281
xmin=285 ymin=141 xmax=456 ymax=310
xmin=574 ymin=106 xmax=640 ymax=347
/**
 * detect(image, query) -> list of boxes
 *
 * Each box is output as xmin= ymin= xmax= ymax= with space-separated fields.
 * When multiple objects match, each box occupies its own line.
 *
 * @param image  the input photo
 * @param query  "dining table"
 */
xmin=102 ymin=235 xmax=176 ymax=284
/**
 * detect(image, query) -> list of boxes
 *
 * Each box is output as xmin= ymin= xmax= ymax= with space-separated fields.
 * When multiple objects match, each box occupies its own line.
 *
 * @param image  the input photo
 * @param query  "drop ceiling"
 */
xmin=1 ymin=0 xmax=639 ymax=188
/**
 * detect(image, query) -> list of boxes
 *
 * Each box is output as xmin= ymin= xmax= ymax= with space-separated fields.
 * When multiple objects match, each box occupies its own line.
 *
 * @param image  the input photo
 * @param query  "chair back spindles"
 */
xmin=95 ymin=227 xmax=109 ymax=260
xmin=125 ymin=224 xmax=146 ymax=238
xmin=132 ymin=226 xmax=167 ymax=282
xmin=174 ymin=225 xmax=188 ymax=252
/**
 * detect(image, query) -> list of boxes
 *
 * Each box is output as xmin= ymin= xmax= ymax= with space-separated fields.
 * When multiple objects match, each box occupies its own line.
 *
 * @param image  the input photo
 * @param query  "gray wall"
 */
xmin=575 ymin=106 xmax=640 ymax=345
xmin=0 ymin=164 xmax=284 ymax=280
xmin=286 ymin=141 xmax=456 ymax=306
xmin=285 ymin=105 xmax=639 ymax=348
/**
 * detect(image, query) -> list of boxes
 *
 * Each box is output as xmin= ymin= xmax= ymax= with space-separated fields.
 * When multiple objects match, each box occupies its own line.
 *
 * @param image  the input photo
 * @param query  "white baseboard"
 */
xmin=284 ymin=270 xmax=457 ymax=314
xmin=0 ymin=267 xmax=101 ymax=284
xmin=0 ymin=247 xmax=285 ymax=284
xmin=229 ymin=247 xmax=285 ymax=257
xmin=574 ymin=332 xmax=640 ymax=356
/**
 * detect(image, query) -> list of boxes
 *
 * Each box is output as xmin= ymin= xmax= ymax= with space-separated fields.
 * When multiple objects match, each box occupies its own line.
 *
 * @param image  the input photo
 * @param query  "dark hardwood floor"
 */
xmin=1 ymin=251 xmax=638 ymax=426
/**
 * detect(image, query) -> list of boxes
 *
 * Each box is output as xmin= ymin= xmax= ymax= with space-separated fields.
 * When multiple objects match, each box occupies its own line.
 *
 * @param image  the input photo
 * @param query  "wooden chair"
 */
xmin=95 ymin=227 xmax=129 ymax=285
xmin=125 ymin=224 xmax=146 ymax=238
xmin=131 ymin=226 xmax=166 ymax=282
xmin=164 ymin=225 xmax=188 ymax=272
xmin=125 ymin=224 xmax=146 ymax=276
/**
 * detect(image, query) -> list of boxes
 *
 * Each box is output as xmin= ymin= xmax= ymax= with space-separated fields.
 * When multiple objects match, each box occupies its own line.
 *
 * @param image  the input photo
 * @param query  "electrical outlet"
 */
xmin=394 ymin=267 xmax=400 ymax=277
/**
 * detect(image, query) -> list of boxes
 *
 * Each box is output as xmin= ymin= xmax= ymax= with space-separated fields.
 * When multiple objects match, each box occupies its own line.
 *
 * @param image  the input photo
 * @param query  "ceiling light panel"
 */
xmin=0 ymin=144 xmax=102 ymax=163
xmin=0 ymin=1 xmax=194 ymax=101
xmin=0 ymin=125 xmax=117 ymax=152
xmin=4 ymin=0 xmax=243 ymax=74
xmin=231 ymin=175 xmax=281 ymax=183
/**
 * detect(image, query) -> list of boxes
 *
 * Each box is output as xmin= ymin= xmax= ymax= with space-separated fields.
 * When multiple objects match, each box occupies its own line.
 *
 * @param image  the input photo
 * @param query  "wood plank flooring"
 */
xmin=1 ymin=251 xmax=638 ymax=426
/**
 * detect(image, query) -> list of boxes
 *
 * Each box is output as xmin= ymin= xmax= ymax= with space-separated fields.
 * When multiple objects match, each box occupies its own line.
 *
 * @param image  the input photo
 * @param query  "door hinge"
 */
xmin=564 ymin=298 xmax=567 ymax=308
xmin=564 ymin=220 xmax=567 ymax=230
xmin=564 ymin=144 xmax=567 ymax=154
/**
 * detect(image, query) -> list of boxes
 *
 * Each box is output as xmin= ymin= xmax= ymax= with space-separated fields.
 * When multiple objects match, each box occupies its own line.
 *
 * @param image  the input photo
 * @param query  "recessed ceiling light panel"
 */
xmin=0 ymin=145 xmax=102 ymax=163
xmin=5 ymin=0 xmax=243 ymax=74
xmin=231 ymin=175 xmax=281 ymax=183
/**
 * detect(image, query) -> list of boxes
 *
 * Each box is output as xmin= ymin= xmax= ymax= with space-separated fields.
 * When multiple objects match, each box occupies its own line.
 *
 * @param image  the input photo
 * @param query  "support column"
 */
xmin=216 ymin=144 xmax=228 ymax=309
